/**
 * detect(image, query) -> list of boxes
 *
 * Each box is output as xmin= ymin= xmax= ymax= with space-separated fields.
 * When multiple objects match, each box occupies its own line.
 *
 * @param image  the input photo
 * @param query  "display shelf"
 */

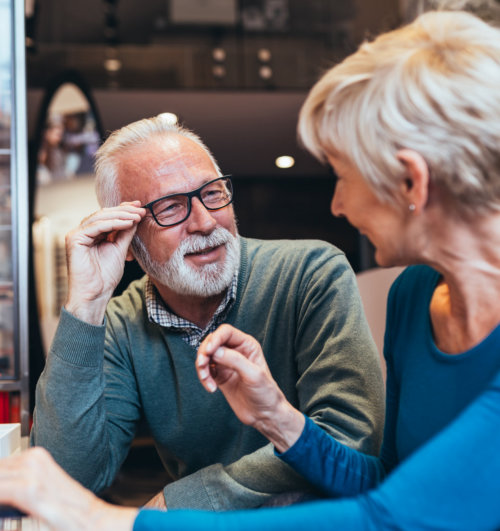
xmin=0 ymin=0 xmax=30 ymax=436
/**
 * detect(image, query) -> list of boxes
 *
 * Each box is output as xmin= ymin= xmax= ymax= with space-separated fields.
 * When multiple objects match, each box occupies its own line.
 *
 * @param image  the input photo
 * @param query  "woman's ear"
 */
xmin=396 ymin=149 xmax=430 ymax=213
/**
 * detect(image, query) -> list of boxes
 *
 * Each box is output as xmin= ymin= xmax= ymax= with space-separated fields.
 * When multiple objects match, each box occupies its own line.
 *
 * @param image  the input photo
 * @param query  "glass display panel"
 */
xmin=0 ymin=0 xmax=14 ymax=379
xmin=0 ymin=0 xmax=11 ymax=150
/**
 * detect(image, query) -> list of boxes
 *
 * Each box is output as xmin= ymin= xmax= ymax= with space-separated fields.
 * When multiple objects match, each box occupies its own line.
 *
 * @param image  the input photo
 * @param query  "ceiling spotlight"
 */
xmin=275 ymin=155 xmax=295 ymax=169
xmin=257 ymin=48 xmax=272 ymax=63
xmin=158 ymin=112 xmax=178 ymax=125
xmin=104 ymin=58 xmax=122 ymax=72
xmin=259 ymin=65 xmax=273 ymax=80
xmin=213 ymin=65 xmax=227 ymax=78
xmin=212 ymin=48 xmax=226 ymax=62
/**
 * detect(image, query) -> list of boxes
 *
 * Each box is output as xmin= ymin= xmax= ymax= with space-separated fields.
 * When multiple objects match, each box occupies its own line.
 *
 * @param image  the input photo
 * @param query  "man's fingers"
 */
xmin=67 ymin=218 xmax=138 ymax=250
xmin=79 ymin=203 xmax=144 ymax=228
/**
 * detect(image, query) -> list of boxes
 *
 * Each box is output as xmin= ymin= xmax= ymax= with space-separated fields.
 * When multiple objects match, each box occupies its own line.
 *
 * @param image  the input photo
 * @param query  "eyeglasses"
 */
xmin=143 ymin=176 xmax=234 ymax=227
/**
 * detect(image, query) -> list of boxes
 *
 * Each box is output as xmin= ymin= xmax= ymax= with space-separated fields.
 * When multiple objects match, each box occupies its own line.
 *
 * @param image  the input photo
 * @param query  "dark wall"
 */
xmin=233 ymin=175 xmax=363 ymax=270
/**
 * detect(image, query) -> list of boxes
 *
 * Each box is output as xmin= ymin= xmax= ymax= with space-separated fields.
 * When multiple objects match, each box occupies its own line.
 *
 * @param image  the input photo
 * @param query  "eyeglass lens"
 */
xmin=152 ymin=178 xmax=232 ymax=226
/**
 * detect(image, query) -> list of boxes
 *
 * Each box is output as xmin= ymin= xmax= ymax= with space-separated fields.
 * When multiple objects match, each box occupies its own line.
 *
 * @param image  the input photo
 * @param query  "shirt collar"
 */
xmin=144 ymin=273 xmax=238 ymax=347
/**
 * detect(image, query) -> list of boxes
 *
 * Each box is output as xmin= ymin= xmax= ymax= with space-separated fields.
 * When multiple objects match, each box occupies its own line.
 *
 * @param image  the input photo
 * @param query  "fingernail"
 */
xmin=207 ymin=381 xmax=217 ymax=393
xmin=214 ymin=347 xmax=224 ymax=359
xmin=199 ymin=369 xmax=208 ymax=379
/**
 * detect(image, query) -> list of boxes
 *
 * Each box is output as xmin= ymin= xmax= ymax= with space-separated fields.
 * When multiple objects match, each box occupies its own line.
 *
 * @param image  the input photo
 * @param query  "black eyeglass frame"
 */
xmin=142 ymin=175 xmax=234 ymax=227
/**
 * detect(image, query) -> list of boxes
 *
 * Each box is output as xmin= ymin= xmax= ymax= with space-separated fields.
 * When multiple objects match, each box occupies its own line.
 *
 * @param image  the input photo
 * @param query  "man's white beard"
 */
xmin=132 ymin=227 xmax=240 ymax=297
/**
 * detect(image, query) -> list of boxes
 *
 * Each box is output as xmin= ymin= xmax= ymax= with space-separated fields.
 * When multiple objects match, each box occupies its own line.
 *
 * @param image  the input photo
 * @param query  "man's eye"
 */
xmin=203 ymin=189 xmax=224 ymax=202
xmin=157 ymin=202 xmax=183 ymax=217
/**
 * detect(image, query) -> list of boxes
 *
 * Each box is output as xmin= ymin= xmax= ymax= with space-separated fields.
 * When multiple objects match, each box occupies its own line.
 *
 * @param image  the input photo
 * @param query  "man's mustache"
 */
xmin=178 ymin=228 xmax=231 ymax=257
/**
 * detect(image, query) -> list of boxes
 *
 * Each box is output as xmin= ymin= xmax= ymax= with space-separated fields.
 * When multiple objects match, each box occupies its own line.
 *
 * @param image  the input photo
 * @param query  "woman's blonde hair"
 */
xmin=298 ymin=10 xmax=500 ymax=214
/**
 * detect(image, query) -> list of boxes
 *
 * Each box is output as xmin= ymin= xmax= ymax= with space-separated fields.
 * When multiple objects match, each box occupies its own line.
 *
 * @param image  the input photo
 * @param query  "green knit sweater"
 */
xmin=31 ymin=237 xmax=384 ymax=510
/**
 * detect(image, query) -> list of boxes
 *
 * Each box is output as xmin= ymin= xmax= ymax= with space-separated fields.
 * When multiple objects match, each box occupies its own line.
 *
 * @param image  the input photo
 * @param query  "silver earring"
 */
xmin=409 ymin=203 xmax=416 ymax=212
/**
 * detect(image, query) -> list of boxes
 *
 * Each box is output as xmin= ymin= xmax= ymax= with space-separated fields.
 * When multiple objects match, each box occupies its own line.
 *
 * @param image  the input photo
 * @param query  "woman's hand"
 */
xmin=196 ymin=324 xmax=305 ymax=452
xmin=0 ymin=447 xmax=138 ymax=531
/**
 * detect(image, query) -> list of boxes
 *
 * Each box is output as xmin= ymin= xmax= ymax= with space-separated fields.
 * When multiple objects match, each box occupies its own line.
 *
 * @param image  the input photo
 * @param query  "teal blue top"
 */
xmin=279 ymin=265 xmax=500 ymax=495
xmin=31 ymin=237 xmax=384 ymax=510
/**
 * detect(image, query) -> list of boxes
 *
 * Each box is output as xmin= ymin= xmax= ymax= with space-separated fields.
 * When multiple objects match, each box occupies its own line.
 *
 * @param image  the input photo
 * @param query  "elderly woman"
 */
xmin=1 ymin=8 xmax=500 ymax=531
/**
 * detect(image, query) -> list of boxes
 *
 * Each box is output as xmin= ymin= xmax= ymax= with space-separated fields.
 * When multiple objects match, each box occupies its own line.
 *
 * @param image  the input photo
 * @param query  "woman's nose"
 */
xmin=330 ymin=190 xmax=343 ymax=217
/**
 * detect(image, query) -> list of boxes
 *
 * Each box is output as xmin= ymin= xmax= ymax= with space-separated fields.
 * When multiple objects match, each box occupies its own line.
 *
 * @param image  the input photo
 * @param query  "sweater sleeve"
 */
xmin=292 ymin=252 xmax=385 ymax=456
xmin=30 ymin=308 xmax=140 ymax=492
xmin=164 ymin=443 xmax=313 ymax=510
xmin=134 ymin=367 xmax=500 ymax=531
xmin=275 ymin=270 xmax=402 ymax=498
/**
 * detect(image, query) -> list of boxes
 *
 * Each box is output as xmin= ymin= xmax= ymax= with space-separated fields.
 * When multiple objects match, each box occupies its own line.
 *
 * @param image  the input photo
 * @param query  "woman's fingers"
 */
xmin=208 ymin=324 xmax=263 ymax=354
xmin=197 ymin=324 xmax=265 ymax=393
xmin=197 ymin=345 xmax=262 ymax=392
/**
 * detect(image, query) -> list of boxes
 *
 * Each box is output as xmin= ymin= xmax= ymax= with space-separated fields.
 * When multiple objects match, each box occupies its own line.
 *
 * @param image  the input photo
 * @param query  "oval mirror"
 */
xmin=36 ymin=81 xmax=100 ymax=186
xmin=30 ymin=71 xmax=103 ymax=360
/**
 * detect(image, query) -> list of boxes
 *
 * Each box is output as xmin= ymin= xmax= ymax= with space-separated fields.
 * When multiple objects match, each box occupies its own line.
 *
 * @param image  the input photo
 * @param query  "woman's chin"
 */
xmin=373 ymin=249 xmax=394 ymax=268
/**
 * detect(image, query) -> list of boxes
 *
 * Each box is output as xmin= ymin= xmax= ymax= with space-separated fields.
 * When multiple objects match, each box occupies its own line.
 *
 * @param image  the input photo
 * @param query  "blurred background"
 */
xmin=26 ymin=0 xmax=407 ymax=357
xmin=8 ymin=0 xmax=498 ymax=505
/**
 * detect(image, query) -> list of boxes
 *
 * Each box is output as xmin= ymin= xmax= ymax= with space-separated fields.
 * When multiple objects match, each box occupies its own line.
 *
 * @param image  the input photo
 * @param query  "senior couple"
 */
xmin=1 ymin=9 xmax=500 ymax=531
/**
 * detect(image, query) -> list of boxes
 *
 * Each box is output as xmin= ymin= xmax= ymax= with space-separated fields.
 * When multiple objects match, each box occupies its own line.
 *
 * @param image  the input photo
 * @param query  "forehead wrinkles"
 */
xmin=154 ymin=149 xmax=208 ymax=176
xmin=154 ymin=136 xmax=217 ymax=176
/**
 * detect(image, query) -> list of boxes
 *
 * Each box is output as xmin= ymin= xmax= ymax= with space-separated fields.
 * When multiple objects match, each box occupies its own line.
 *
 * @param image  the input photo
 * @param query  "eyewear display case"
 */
xmin=0 ymin=0 xmax=30 ymax=436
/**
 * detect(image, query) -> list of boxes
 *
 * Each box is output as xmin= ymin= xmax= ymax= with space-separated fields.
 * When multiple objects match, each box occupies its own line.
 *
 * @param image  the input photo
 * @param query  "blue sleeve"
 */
xmin=133 ymin=498 xmax=367 ymax=531
xmin=359 ymin=367 xmax=500 ymax=529
xmin=277 ymin=415 xmax=386 ymax=496
xmin=134 ymin=367 xmax=500 ymax=531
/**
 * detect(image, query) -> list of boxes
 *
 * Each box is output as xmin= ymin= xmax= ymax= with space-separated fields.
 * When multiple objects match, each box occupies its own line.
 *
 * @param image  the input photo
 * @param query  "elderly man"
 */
xmin=30 ymin=114 xmax=384 ymax=511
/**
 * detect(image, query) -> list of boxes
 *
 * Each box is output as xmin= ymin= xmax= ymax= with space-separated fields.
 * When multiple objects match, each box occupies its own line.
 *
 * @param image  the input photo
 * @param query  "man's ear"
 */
xmin=396 ymin=149 xmax=430 ymax=213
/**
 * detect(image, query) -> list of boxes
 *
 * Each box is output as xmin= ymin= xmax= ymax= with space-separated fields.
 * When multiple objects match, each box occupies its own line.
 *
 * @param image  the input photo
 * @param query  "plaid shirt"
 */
xmin=144 ymin=274 xmax=238 ymax=348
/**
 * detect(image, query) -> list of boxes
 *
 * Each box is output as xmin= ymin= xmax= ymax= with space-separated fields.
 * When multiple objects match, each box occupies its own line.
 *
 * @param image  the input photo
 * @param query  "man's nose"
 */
xmin=186 ymin=197 xmax=217 ymax=233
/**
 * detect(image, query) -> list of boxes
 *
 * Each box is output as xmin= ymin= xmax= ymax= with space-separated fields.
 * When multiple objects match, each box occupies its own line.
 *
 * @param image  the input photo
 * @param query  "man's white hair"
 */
xmin=95 ymin=114 xmax=222 ymax=207
xmin=298 ymin=10 xmax=500 ymax=215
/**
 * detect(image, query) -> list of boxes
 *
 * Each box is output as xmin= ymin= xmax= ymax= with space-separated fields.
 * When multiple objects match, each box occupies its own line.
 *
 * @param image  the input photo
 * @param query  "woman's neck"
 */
xmin=421 ymin=212 xmax=500 ymax=353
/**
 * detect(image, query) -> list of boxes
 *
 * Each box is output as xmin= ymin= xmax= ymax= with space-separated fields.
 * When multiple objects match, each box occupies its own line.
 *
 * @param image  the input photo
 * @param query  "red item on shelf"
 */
xmin=0 ymin=392 xmax=9 ymax=423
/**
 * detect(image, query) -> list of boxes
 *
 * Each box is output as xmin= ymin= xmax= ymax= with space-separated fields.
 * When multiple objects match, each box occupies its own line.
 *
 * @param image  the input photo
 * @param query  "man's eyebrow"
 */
xmin=159 ymin=176 xmax=220 ymax=197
